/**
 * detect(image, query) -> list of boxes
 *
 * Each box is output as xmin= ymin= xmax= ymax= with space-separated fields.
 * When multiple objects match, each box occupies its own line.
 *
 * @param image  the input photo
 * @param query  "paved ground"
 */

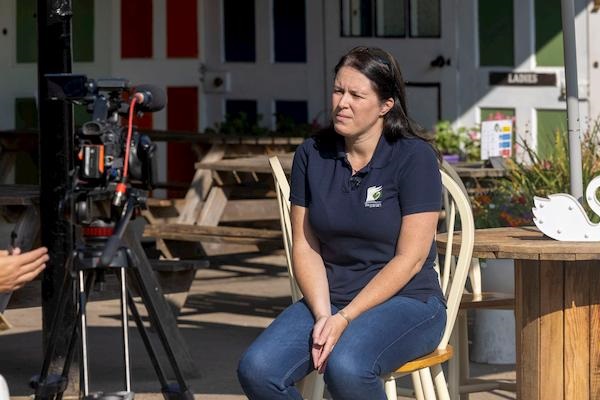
xmin=0 ymin=252 xmax=516 ymax=399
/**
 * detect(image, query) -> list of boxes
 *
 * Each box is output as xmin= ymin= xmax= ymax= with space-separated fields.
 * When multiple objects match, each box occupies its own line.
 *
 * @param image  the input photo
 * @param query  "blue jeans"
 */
xmin=237 ymin=295 xmax=446 ymax=400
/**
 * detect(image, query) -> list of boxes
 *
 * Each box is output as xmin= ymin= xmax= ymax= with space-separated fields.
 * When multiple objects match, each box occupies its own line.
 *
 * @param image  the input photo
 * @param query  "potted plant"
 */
xmin=434 ymin=120 xmax=480 ymax=163
xmin=472 ymin=120 xmax=600 ymax=228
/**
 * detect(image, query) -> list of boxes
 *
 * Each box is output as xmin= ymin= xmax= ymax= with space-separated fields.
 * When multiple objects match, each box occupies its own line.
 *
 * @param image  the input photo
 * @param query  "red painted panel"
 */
xmin=121 ymin=0 xmax=153 ymax=58
xmin=167 ymin=87 xmax=198 ymax=197
xmin=134 ymin=112 xmax=153 ymax=129
xmin=167 ymin=0 xmax=198 ymax=58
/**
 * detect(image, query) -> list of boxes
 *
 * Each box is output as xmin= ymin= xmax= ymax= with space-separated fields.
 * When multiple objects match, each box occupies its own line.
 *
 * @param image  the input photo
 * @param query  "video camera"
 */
xmin=45 ymin=73 xmax=165 ymax=265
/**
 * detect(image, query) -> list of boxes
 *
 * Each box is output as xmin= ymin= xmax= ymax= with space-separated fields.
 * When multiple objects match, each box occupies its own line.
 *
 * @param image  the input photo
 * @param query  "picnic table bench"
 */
xmin=142 ymin=147 xmax=297 ymax=259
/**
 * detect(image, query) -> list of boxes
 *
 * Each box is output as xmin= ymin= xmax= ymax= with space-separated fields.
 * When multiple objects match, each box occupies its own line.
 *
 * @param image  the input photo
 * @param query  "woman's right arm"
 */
xmin=290 ymin=204 xmax=330 ymax=320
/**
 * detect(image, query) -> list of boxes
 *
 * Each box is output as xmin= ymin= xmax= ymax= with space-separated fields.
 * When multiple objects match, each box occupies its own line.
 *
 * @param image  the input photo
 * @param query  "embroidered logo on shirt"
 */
xmin=365 ymin=186 xmax=383 ymax=208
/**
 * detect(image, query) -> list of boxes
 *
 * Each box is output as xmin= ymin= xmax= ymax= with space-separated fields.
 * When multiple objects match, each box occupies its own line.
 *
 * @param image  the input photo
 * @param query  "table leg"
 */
xmin=516 ymin=259 xmax=600 ymax=400
xmin=563 ymin=261 xmax=591 ymax=400
xmin=515 ymin=259 xmax=540 ymax=400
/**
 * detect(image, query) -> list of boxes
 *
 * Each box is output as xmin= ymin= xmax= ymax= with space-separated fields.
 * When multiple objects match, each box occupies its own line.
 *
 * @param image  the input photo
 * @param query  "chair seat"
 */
xmin=392 ymin=346 xmax=454 ymax=375
xmin=460 ymin=292 xmax=514 ymax=309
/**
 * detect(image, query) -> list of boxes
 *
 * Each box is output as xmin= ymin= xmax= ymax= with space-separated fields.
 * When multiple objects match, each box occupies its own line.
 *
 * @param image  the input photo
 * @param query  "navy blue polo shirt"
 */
xmin=290 ymin=133 xmax=443 ymax=306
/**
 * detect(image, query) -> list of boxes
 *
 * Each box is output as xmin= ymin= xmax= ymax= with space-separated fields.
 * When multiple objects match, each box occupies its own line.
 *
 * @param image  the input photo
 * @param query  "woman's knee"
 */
xmin=237 ymin=346 xmax=274 ymax=386
xmin=324 ymin=349 xmax=375 ymax=389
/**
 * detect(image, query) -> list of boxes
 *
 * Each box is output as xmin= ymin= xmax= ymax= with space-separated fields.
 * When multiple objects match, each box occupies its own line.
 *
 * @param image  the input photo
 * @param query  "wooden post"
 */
xmin=37 ymin=0 xmax=76 ymax=391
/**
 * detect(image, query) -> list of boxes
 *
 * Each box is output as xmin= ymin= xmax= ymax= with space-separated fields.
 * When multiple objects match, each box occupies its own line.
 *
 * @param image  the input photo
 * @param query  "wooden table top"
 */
xmin=141 ymin=130 xmax=305 ymax=145
xmin=437 ymin=226 xmax=600 ymax=261
xmin=0 ymin=184 xmax=39 ymax=205
xmin=195 ymin=154 xmax=294 ymax=174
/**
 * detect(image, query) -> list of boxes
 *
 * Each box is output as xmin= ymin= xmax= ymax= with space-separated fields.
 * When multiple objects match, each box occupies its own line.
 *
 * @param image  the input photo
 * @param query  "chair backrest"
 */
xmin=440 ymin=161 xmax=482 ymax=297
xmin=437 ymin=169 xmax=475 ymax=349
xmin=269 ymin=156 xmax=474 ymax=350
xmin=269 ymin=156 xmax=303 ymax=302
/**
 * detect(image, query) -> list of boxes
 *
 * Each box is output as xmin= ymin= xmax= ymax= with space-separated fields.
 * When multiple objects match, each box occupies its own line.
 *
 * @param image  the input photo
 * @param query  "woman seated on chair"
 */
xmin=238 ymin=46 xmax=446 ymax=400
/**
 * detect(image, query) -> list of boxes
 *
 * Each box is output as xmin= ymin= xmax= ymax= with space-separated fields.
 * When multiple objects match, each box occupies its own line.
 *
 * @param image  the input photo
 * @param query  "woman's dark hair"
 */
xmin=322 ymin=46 xmax=439 ymax=156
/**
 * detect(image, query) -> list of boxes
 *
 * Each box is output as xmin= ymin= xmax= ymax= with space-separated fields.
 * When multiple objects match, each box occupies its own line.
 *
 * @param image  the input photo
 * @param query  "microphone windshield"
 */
xmin=133 ymin=84 xmax=167 ymax=112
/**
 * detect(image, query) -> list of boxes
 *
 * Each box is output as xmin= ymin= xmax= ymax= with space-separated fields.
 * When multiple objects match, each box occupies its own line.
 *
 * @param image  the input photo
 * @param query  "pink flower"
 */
xmin=468 ymin=130 xmax=480 ymax=141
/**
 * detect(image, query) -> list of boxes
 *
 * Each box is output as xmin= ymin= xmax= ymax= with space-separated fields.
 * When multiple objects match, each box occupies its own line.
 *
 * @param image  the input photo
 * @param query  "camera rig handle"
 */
xmin=99 ymin=196 xmax=136 ymax=267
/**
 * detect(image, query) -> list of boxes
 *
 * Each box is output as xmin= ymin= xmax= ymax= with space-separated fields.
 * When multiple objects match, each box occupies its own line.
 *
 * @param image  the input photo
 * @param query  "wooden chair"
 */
xmin=440 ymin=162 xmax=516 ymax=398
xmin=269 ymin=156 xmax=325 ymax=399
xmin=269 ymin=156 xmax=475 ymax=399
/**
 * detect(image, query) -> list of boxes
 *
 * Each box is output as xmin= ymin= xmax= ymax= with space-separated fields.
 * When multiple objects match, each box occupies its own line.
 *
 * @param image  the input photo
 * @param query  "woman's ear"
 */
xmin=380 ymin=98 xmax=394 ymax=116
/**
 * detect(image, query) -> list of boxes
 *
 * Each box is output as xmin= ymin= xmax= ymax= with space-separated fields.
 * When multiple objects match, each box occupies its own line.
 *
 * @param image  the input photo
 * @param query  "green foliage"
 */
xmin=434 ymin=120 xmax=480 ymax=161
xmin=204 ymin=112 xmax=314 ymax=137
xmin=473 ymin=119 xmax=600 ymax=227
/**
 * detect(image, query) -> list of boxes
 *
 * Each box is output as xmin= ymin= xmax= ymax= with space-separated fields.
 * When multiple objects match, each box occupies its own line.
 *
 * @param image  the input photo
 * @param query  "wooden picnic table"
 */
xmin=450 ymin=161 xmax=507 ymax=195
xmin=195 ymin=154 xmax=293 ymax=174
xmin=437 ymin=226 xmax=600 ymax=400
xmin=0 ymin=184 xmax=39 ymax=205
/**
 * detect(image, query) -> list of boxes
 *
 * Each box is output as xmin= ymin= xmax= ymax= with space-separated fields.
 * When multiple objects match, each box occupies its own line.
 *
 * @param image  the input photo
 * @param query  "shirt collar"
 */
xmin=333 ymin=133 xmax=394 ymax=169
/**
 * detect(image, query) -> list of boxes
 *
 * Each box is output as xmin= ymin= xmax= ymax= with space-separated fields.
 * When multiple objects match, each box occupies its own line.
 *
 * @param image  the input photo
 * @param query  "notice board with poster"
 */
xmin=480 ymin=119 xmax=513 ymax=160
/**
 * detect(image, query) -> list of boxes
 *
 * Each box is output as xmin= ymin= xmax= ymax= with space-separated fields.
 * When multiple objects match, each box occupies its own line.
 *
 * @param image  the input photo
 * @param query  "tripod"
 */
xmin=31 ymin=198 xmax=197 ymax=400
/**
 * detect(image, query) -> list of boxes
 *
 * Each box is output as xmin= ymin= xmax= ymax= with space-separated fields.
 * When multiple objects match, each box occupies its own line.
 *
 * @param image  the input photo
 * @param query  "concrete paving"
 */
xmin=0 ymin=252 xmax=516 ymax=399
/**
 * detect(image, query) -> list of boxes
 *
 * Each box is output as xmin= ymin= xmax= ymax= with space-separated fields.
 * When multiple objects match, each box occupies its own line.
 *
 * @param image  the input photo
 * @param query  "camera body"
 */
xmin=46 ymin=73 xmax=160 ymax=228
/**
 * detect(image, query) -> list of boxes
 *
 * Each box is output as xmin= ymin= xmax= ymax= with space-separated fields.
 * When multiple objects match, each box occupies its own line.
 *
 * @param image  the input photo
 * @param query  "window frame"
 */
xmin=339 ymin=0 xmax=441 ymax=39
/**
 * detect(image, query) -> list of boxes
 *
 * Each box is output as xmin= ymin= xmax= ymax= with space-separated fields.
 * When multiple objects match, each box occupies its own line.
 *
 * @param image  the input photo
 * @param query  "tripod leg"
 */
xmin=125 ymin=288 xmax=169 ymax=387
xmin=123 ymin=231 xmax=196 ymax=399
xmin=79 ymin=270 xmax=91 ymax=397
xmin=33 ymin=255 xmax=76 ymax=400
xmin=119 ymin=267 xmax=132 ymax=392
xmin=33 ymin=254 xmax=94 ymax=400
xmin=123 ymin=231 xmax=197 ymax=378
xmin=57 ymin=270 xmax=95 ymax=400
xmin=37 ymin=255 xmax=75 ymax=380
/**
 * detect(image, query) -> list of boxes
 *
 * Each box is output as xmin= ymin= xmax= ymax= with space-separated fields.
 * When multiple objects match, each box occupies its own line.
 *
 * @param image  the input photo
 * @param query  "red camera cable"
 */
xmin=114 ymin=97 xmax=139 ymax=200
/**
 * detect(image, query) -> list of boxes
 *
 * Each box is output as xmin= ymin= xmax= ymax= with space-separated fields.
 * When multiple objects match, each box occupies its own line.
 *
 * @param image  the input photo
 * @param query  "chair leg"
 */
xmin=431 ymin=364 xmax=450 ymax=400
xmin=384 ymin=376 xmax=398 ymax=400
xmin=468 ymin=258 xmax=482 ymax=295
xmin=419 ymin=368 xmax=437 ymax=400
xmin=308 ymin=372 xmax=325 ymax=400
xmin=412 ymin=371 xmax=426 ymax=400
xmin=299 ymin=371 xmax=325 ymax=400
xmin=448 ymin=330 xmax=460 ymax=400
xmin=458 ymin=312 xmax=471 ymax=400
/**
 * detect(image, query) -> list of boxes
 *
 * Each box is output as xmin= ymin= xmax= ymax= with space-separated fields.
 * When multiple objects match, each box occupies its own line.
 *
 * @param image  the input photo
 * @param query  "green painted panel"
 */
xmin=478 ymin=0 xmax=514 ymax=66
xmin=537 ymin=109 xmax=567 ymax=159
xmin=17 ymin=0 xmax=37 ymax=63
xmin=14 ymin=98 xmax=39 ymax=129
xmin=73 ymin=0 xmax=94 ymax=62
xmin=480 ymin=108 xmax=515 ymax=121
xmin=74 ymin=104 xmax=91 ymax=127
xmin=535 ymin=0 xmax=564 ymax=66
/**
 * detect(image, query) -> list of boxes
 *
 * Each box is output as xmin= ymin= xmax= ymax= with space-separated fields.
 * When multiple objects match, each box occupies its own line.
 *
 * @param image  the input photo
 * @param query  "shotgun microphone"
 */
xmin=133 ymin=84 xmax=167 ymax=112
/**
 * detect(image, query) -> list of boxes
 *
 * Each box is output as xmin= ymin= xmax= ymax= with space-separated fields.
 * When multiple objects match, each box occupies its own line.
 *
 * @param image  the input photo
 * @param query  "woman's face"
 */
xmin=331 ymin=66 xmax=393 ymax=140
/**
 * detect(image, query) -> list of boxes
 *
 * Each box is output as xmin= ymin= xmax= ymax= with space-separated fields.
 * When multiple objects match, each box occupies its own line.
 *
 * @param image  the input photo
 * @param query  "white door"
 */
xmin=201 ymin=0 xmax=325 ymax=131
xmin=109 ymin=0 xmax=205 ymax=191
xmin=322 ymin=0 xmax=458 ymax=131
xmin=456 ymin=0 xmax=591 ymax=160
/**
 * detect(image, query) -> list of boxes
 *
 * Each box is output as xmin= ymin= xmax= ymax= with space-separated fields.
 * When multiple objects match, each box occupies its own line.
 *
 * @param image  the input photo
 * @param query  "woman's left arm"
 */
xmin=313 ymin=210 xmax=439 ymax=368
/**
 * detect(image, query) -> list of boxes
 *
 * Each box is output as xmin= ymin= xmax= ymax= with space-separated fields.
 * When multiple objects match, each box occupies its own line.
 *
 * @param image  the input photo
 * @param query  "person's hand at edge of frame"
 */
xmin=0 ymin=247 xmax=49 ymax=293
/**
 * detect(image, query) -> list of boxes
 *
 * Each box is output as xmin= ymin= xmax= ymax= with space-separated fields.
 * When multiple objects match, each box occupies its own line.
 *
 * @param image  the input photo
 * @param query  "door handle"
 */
xmin=430 ymin=55 xmax=451 ymax=68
